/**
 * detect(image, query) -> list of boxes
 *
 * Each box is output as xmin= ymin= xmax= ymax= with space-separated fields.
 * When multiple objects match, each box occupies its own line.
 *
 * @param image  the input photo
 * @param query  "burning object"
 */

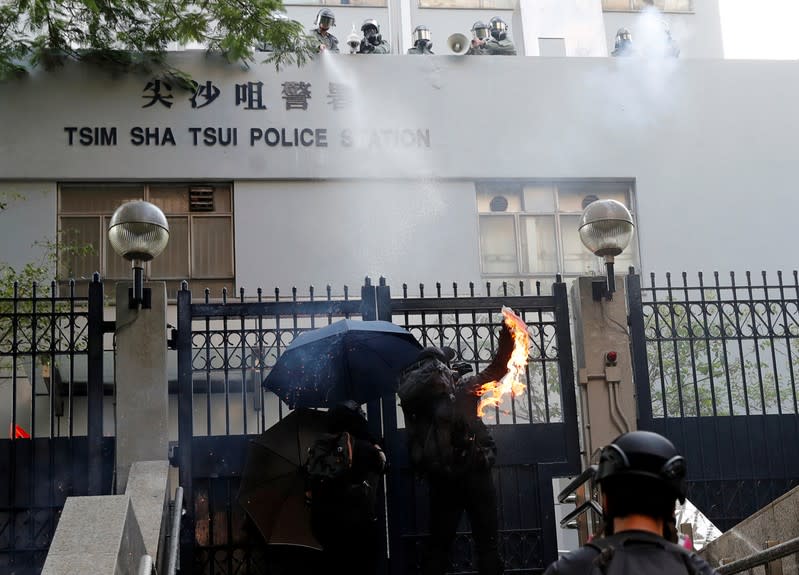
xmin=476 ymin=306 xmax=531 ymax=416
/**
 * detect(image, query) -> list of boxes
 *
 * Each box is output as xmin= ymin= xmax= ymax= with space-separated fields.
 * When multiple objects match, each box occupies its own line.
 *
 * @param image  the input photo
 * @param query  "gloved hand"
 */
xmin=479 ymin=323 xmax=515 ymax=383
xmin=360 ymin=40 xmax=375 ymax=53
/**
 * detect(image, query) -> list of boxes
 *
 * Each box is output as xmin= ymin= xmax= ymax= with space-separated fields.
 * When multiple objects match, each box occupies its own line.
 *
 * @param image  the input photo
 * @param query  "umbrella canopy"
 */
xmin=238 ymin=408 xmax=329 ymax=550
xmin=263 ymin=319 xmax=422 ymax=408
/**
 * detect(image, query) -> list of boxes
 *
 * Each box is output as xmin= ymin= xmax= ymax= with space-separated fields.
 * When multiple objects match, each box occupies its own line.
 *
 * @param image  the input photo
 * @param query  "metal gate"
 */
xmin=175 ymin=277 xmax=579 ymax=574
xmin=0 ymin=275 xmax=114 ymax=575
xmin=627 ymin=271 xmax=799 ymax=532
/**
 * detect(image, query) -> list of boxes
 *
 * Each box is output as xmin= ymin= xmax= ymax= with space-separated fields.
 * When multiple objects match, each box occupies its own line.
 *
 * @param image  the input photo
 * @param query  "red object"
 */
xmin=12 ymin=424 xmax=30 ymax=439
xmin=606 ymin=351 xmax=618 ymax=365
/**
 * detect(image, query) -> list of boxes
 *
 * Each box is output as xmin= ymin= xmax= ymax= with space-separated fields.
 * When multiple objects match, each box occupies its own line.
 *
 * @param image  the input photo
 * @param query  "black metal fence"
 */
xmin=176 ymin=277 xmax=579 ymax=574
xmin=0 ymin=275 xmax=114 ymax=575
xmin=627 ymin=270 xmax=799 ymax=531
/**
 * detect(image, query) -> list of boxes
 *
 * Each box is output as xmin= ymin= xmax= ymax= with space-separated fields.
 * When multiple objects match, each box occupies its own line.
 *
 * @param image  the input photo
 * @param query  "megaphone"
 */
xmin=447 ymin=33 xmax=470 ymax=55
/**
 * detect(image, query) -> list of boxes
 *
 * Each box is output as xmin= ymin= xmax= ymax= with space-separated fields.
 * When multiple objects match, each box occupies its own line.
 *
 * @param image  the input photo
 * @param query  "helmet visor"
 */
xmin=413 ymin=29 xmax=431 ymax=43
xmin=319 ymin=15 xmax=334 ymax=27
xmin=474 ymin=27 xmax=489 ymax=40
xmin=490 ymin=20 xmax=506 ymax=31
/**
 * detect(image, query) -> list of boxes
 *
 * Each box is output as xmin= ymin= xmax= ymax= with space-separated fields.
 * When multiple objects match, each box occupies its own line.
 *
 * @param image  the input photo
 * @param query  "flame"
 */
xmin=476 ymin=306 xmax=530 ymax=417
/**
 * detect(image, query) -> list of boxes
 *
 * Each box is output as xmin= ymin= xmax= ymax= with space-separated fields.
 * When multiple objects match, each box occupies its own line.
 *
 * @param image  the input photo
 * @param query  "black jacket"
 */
xmin=544 ymin=530 xmax=719 ymax=575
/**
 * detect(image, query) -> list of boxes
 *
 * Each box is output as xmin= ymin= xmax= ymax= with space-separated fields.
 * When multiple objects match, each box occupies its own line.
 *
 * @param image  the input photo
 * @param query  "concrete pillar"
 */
xmin=389 ymin=0 xmax=413 ymax=55
xmin=41 ymin=495 xmax=146 ymax=575
xmin=571 ymin=276 xmax=637 ymax=468
xmin=115 ymin=281 xmax=168 ymax=492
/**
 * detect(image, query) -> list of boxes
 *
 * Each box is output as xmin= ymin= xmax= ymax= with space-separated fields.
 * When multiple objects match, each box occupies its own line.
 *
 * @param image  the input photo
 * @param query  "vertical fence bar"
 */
xmin=553 ymin=277 xmax=579 ymax=465
xmin=376 ymin=277 xmax=392 ymax=323
xmin=176 ymin=282 xmax=194 ymax=572
xmin=626 ymin=271 xmax=653 ymax=429
xmin=87 ymin=273 xmax=104 ymax=495
xmin=362 ymin=277 xmax=377 ymax=321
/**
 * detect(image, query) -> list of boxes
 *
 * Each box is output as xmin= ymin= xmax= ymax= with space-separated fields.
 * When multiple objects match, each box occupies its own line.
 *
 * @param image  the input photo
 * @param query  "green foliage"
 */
xmin=0 ymin=235 xmax=94 ymax=298
xmin=645 ymin=293 xmax=799 ymax=417
xmin=0 ymin=0 xmax=316 ymax=81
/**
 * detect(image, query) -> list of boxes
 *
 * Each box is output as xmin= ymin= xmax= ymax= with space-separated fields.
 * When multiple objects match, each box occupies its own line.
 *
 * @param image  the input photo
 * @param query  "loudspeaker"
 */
xmin=447 ymin=33 xmax=470 ymax=55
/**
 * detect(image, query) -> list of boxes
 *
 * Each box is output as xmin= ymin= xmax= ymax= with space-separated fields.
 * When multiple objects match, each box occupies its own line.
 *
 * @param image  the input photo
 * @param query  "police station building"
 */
xmin=0 ymin=0 xmax=795 ymax=299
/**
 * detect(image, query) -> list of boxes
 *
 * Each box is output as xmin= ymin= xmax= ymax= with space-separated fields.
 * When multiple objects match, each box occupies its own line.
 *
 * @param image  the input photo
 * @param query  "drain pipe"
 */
xmin=166 ymin=486 xmax=184 ymax=575
xmin=138 ymin=554 xmax=153 ymax=575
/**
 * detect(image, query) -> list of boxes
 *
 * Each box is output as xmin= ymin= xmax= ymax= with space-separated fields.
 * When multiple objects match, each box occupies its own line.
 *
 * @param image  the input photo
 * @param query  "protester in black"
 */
xmin=410 ymin=325 xmax=513 ymax=575
xmin=544 ymin=431 xmax=719 ymax=575
xmin=308 ymin=400 xmax=386 ymax=575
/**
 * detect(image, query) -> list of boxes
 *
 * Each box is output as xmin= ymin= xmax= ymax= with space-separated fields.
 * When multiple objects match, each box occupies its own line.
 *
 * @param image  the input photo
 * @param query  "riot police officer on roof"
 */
xmin=408 ymin=25 xmax=434 ymax=54
xmin=311 ymin=8 xmax=339 ymax=53
xmin=358 ymin=18 xmax=391 ymax=54
xmin=469 ymin=17 xmax=516 ymax=55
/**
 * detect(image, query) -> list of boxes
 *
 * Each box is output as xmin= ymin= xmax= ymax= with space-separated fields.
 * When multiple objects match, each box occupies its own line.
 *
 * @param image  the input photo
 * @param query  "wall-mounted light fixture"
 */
xmin=578 ymin=199 xmax=634 ymax=301
xmin=108 ymin=201 xmax=170 ymax=309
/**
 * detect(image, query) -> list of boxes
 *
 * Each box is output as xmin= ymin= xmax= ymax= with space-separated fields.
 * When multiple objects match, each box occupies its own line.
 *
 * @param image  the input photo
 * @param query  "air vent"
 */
xmin=582 ymin=194 xmax=599 ymax=210
xmin=489 ymin=195 xmax=509 ymax=212
xmin=190 ymin=186 xmax=215 ymax=212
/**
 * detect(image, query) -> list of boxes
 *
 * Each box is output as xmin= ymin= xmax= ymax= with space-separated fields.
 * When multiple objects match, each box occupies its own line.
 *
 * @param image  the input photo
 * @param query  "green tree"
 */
xmin=645 ymin=294 xmax=797 ymax=418
xmin=0 ymin=0 xmax=316 ymax=81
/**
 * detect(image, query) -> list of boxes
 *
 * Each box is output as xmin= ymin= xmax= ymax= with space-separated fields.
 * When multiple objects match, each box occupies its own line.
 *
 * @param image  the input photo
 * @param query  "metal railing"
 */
xmin=717 ymin=535 xmax=799 ymax=574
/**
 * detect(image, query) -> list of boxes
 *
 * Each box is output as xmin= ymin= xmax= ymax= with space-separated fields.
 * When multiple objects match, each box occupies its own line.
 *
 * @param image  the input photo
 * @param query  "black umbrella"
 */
xmin=263 ymin=319 xmax=422 ymax=408
xmin=238 ymin=408 xmax=328 ymax=550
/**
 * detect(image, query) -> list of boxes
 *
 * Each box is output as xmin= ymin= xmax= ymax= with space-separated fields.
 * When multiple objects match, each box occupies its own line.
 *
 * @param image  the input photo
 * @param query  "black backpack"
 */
xmin=305 ymin=432 xmax=380 ymax=529
xmin=587 ymin=532 xmax=701 ymax=575
xmin=397 ymin=357 xmax=459 ymax=476
xmin=305 ymin=431 xmax=354 ymax=499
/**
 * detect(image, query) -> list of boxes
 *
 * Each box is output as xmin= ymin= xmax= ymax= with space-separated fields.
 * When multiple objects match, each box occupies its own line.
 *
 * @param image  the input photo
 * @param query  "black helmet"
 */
xmin=471 ymin=21 xmax=490 ymax=41
xmin=489 ymin=17 xmax=508 ymax=32
xmin=415 ymin=346 xmax=456 ymax=365
xmin=412 ymin=24 xmax=431 ymax=44
xmin=327 ymin=400 xmax=369 ymax=438
xmin=361 ymin=18 xmax=380 ymax=36
xmin=315 ymin=8 xmax=335 ymax=28
xmin=614 ymin=27 xmax=632 ymax=49
xmin=489 ymin=17 xmax=507 ymax=41
xmin=595 ymin=431 xmax=687 ymax=503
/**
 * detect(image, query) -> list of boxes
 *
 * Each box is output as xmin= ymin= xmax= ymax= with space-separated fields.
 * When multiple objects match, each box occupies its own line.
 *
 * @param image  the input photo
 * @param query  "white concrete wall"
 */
xmin=0 ymin=182 xmax=57 ymax=273
xmin=1 ymin=54 xmax=798 ymax=282
xmin=517 ymin=0 xmax=607 ymax=57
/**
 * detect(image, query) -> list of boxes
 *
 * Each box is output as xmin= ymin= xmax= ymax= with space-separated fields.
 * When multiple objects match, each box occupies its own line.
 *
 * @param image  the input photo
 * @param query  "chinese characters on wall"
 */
xmin=63 ymin=77 xmax=429 ymax=150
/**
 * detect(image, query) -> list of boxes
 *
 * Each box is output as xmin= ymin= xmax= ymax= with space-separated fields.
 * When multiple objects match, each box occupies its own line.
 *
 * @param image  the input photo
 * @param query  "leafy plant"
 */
xmin=0 ymin=0 xmax=317 ymax=81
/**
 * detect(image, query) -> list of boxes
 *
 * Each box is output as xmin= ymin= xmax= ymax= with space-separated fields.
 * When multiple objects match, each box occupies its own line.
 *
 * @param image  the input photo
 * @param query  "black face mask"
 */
xmin=491 ymin=29 xmax=503 ymax=41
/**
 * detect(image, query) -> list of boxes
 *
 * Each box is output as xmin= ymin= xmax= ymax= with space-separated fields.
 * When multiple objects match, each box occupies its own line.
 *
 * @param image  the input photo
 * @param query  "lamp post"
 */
xmin=578 ymin=199 xmax=635 ymax=301
xmin=108 ymin=201 xmax=169 ymax=309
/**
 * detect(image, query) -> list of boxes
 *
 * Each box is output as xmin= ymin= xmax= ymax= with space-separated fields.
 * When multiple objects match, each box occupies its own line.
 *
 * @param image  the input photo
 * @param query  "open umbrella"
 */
xmin=238 ymin=408 xmax=329 ymax=550
xmin=263 ymin=319 xmax=422 ymax=408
